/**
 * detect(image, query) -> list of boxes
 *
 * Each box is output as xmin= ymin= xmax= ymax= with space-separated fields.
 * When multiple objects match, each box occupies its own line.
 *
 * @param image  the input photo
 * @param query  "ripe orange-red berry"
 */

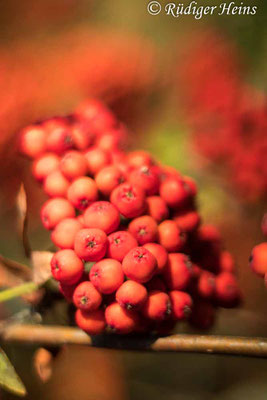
xmin=215 ymin=272 xmax=240 ymax=307
xmin=60 ymin=150 xmax=88 ymax=180
xmin=249 ymin=242 xmax=267 ymax=276
xmin=116 ymin=280 xmax=147 ymax=310
xmin=73 ymin=281 xmax=102 ymax=311
xmin=197 ymin=271 xmax=216 ymax=299
xmin=51 ymin=249 xmax=84 ymax=285
xmin=84 ymin=147 xmax=110 ymax=175
xmin=169 ymin=290 xmax=193 ymax=320
xmin=20 ymin=125 xmax=47 ymax=159
xmin=75 ymin=308 xmax=105 ymax=335
xmin=158 ymin=220 xmax=186 ymax=252
xmin=146 ymin=196 xmax=169 ymax=222
xmin=43 ymin=170 xmax=70 ymax=198
xmin=160 ymin=177 xmax=191 ymax=208
xmin=107 ymin=231 xmax=138 ymax=262
xmin=122 ymin=246 xmax=157 ymax=283
xmin=164 ymin=253 xmax=192 ymax=290
xmin=143 ymin=243 xmax=168 ymax=273
xmin=110 ymin=183 xmax=146 ymax=219
xmin=74 ymin=228 xmax=107 ymax=262
xmin=41 ymin=198 xmax=75 ymax=230
xmin=105 ymin=302 xmax=139 ymax=334
xmin=173 ymin=208 xmax=200 ymax=232
xmin=46 ymin=126 xmax=73 ymax=154
xmin=32 ymin=153 xmax=60 ymax=182
xmin=67 ymin=177 xmax=98 ymax=211
xmin=84 ymin=201 xmax=120 ymax=234
xmin=128 ymin=215 xmax=158 ymax=245
xmin=90 ymin=259 xmax=124 ymax=294
xmin=129 ymin=165 xmax=160 ymax=195
xmin=219 ymin=251 xmax=235 ymax=273
xmin=142 ymin=291 xmax=171 ymax=321
xmin=127 ymin=150 xmax=154 ymax=168
xmin=95 ymin=165 xmax=125 ymax=196
xmin=51 ymin=218 xmax=83 ymax=249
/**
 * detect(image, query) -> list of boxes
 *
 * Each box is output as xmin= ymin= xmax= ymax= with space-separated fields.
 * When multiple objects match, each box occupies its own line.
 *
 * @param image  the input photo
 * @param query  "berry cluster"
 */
xmin=176 ymin=29 xmax=267 ymax=202
xmin=20 ymin=99 xmax=240 ymax=335
xmin=250 ymin=213 xmax=267 ymax=285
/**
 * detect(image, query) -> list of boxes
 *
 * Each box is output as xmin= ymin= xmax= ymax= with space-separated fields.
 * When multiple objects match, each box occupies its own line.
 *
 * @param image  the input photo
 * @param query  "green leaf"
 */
xmin=0 ymin=347 xmax=26 ymax=396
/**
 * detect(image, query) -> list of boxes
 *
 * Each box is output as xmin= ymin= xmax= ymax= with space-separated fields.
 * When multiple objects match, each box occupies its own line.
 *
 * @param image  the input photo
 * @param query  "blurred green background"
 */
xmin=0 ymin=1 xmax=267 ymax=399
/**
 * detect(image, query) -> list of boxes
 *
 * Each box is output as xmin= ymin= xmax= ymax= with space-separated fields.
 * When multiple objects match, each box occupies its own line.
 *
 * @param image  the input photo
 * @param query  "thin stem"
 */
xmin=0 ymin=282 xmax=39 ymax=303
xmin=1 ymin=324 xmax=267 ymax=358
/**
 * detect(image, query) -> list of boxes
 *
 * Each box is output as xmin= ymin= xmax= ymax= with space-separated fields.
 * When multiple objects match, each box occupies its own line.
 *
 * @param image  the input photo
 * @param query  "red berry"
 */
xmin=75 ymin=100 xmax=117 ymax=133
xmin=127 ymin=150 xmax=154 ymax=168
xmin=46 ymin=126 xmax=73 ymax=154
xmin=51 ymin=217 xmax=82 ymax=249
xmin=90 ymin=259 xmax=124 ymax=294
xmin=116 ymin=280 xmax=147 ymax=310
xmin=107 ymin=231 xmax=138 ymax=262
xmin=41 ymin=198 xmax=75 ymax=230
xmin=146 ymin=196 xmax=169 ymax=222
xmin=219 ymin=251 xmax=235 ymax=273
xmin=43 ymin=170 xmax=70 ymax=198
xmin=197 ymin=271 xmax=216 ymax=299
xmin=129 ymin=165 xmax=160 ymax=195
xmin=173 ymin=209 xmax=200 ymax=232
xmin=84 ymin=147 xmax=110 ymax=175
xmin=164 ymin=253 xmax=192 ymax=290
xmin=67 ymin=177 xmax=98 ymax=211
xmin=122 ymin=246 xmax=157 ymax=283
xmin=32 ymin=153 xmax=60 ymax=182
xmin=215 ymin=272 xmax=240 ymax=307
xmin=160 ymin=177 xmax=191 ymax=208
xmin=75 ymin=308 xmax=105 ymax=335
xmin=95 ymin=165 xmax=125 ymax=197
xmin=60 ymin=150 xmax=88 ymax=180
xmin=84 ymin=201 xmax=120 ymax=234
xmin=143 ymin=243 xmax=168 ymax=273
xmin=74 ymin=228 xmax=107 ymax=262
xmin=158 ymin=220 xmax=187 ymax=252
xmin=71 ymin=120 xmax=92 ymax=150
xmin=250 ymin=242 xmax=267 ymax=276
xmin=110 ymin=183 xmax=146 ymax=219
xmin=105 ymin=302 xmax=139 ymax=334
xmin=51 ymin=249 xmax=84 ymax=285
xmin=169 ymin=291 xmax=193 ymax=320
xmin=128 ymin=215 xmax=158 ymax=245
xmin=142 ymin=291 xmax=171 ymax=321
xmin=73 ymin=281 xmax=102 ymax=311
xmin=20 ymin=125 xmax=46 ymax=158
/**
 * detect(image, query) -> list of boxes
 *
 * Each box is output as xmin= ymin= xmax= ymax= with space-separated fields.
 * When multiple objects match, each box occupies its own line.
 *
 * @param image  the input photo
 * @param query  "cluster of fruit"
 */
xmin=20 ymin=99 xmax=240 ymax=335
xmin=250 ymin=214 xmax=267 ymax=286
xmin=176 ymin=29 xmax=267 ymax=202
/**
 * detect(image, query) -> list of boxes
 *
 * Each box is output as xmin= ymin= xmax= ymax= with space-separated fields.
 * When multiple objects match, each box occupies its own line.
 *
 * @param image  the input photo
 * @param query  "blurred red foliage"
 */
xmin=175 ymin=29 xmax=267 ymax=202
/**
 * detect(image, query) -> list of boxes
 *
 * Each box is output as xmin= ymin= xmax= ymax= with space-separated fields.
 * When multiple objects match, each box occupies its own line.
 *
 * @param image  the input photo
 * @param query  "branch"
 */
xmin=1 ymin=324 xmax=267 ymax=358
xmin=0 ymin=283 xmax=39 ymax=303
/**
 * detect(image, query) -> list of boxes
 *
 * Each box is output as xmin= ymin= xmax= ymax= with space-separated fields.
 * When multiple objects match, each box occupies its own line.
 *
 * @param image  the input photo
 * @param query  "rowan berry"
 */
xmin=128 ymin=215 xmax=158 ymax=245
xmin=146 ymin=196 xmax=169 ymax=222
xmin=73 ymin=281 xmax=102 ymax=311
xmin=46 ymin=126 xmax=73 ymax=154
xmin=142 ymin=291 xmax=171 ymax=321
xmin=20 ymin=125 xmax=47 ymax=159
xmin=75 ymin=99 xmax=117 ymax=134
xmin=60 ymin=150 xmax=88 ymax=180
xmin=197 ymin=271 xmax=216 ymax=299
xmin=159 ymin=177 xmax=191 ymax=208
xmin=129 ymin=165 xmax=160 ymax=195
xmin=74 ymin=228 xmax=107 ymax=261
xmin=163 ymin=253 xmax=192 ymax=290
xmin=51 ymin=249 xmax=84 ymax=285
xmin=67 ymin=177 xmax=98 ymax=211
xmin=90 ymin=259 xmax=124 ymax=294
xmin=75 ymin=308 xmax=106 ymax=335
xmin=51 ymin=217 xmax=82 ymax=249
xmin=110 ymin=183 xmax=146 ymax=219
xmin=122 ymin=246 xmax=157 ymax=283
xmin=84 ymin=147 xmax=110 ymax=175
xmin=215 ymin=272 xmax=240 ymax=307
xmin=107 ymin=231 xmax=138 ymax=262
xmin=84 ymin=201 xmax=120 ymax=234
xmin=41 ymin=198 xmax=75 ymax=230
xmin=127 ymin=150 xmax=154 ymax=168
xmin=249 ymin=242 xmax=267 ymax=276
xmin=95 ymin=165 xmax=125 ymax=197
xmin=105 ymin=302 xmax=139 ymax=334
xmin=173 ymin=208 xmax=200 ymax=232
xmin=116 ymin=280 xmax=147 ymax=310
xmin=158 ymin=220 xmax=187 ymax=252
xmin=143 ymin=243 xmax=168 ymax=273
xmin=43 ymin=170 xmax=70 ymax=198
xmin=219 ymin=251 xmax=235 ymax=273
xmin=169 ymin=290 xmax=193 ymax=320
xmin=32 ymin=153 xmax=60 ymax=182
